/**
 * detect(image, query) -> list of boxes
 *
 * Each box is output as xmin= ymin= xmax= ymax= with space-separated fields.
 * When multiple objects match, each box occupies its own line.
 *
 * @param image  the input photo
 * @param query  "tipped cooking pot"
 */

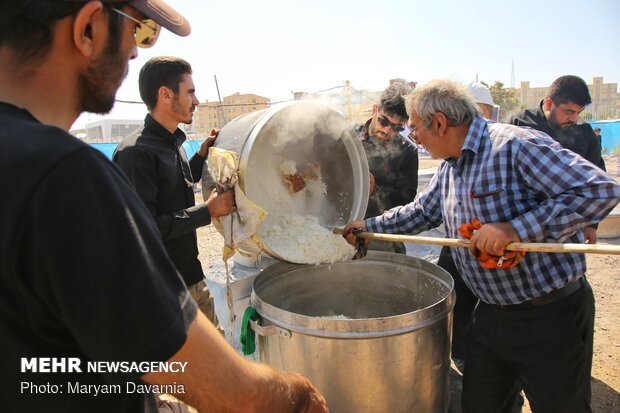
xmin=202 ymin=101 xmax=369 ymax=262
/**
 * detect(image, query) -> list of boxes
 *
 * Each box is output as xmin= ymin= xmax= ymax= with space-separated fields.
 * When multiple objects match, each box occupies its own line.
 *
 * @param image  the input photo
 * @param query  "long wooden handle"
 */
xmin=332 ymin=228 xmax=620 ymax=255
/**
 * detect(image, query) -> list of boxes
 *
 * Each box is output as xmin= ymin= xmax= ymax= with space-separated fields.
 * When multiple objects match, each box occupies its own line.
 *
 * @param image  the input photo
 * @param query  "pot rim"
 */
xmin=250 ymin=251 xmax=456 ymax=338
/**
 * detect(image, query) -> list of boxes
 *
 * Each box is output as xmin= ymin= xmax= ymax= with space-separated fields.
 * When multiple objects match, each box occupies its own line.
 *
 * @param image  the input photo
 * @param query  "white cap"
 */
xmin=468 ymin=82 xmax=494 ymax=106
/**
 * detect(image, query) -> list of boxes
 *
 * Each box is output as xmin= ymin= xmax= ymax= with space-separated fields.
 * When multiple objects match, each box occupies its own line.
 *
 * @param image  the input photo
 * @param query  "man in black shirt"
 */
xmin=355 ymin=83 xmax=419 ymax=253
xmin=0 ymin=1 xmax=328 ymax=412
xmin=114 ymin=57 xmax=231 ymax=325
xmin=506 ymin=75 xmax=605 ymax=243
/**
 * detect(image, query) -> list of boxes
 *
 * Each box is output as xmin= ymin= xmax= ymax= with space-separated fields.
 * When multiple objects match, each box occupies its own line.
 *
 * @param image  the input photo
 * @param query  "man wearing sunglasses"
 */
xmin=344 ymin=79 xmax=620 ymax=413
xmin=0 ymin=1 xmax=328 ymax=412
xmin=354 ymin=83 xmax=419 ymax=254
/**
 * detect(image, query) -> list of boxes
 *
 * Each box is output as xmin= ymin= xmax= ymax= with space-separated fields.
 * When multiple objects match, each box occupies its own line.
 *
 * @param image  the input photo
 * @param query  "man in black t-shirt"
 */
xmin=0 ymin=1 xmax=328 ymax=413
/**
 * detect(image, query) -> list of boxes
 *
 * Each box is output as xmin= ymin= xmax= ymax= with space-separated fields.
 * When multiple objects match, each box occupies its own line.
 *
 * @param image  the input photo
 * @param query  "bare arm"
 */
xmin=143 ymin=312 xmax=329 ymax=413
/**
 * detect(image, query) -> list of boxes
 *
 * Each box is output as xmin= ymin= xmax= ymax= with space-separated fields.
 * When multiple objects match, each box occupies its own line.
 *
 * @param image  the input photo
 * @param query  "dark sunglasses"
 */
xmin=376 ymin=112 xmax=405 ymax=133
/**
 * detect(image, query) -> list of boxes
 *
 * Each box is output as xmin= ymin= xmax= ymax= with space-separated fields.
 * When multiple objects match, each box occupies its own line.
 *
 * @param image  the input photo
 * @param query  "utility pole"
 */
xmin=214 ymin=75 xmax=227 ymax=128
xmin=343 ymin=80 xmax=352 ymax=122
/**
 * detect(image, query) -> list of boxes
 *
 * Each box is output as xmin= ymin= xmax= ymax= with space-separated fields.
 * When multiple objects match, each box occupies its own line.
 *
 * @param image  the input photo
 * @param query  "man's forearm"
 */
xmin=155 ymin=204 xmax=212 ymax=241
xmin=143 ymin=312 xmax=328 ymax=413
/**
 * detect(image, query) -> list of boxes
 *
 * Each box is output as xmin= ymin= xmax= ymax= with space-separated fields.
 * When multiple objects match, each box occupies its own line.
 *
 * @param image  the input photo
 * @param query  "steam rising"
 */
xmin=241 ymin=102 xmax=365 ymax=263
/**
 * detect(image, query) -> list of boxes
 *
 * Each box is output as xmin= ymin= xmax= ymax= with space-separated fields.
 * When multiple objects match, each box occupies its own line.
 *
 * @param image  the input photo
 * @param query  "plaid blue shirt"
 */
xmin=366 ymin=116 xmax=620 ymax=305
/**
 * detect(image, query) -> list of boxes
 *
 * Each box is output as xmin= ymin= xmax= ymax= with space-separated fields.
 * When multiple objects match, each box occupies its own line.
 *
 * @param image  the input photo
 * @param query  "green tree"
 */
xmin=482 ymin=81 xmax=520 ymax=119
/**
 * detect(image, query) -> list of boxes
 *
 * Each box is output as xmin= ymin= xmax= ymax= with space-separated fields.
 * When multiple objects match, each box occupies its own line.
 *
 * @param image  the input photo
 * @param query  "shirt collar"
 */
xmin=144 ymin=113 xmax=187 ymax=149
xmin=360 ymin=118 xmax=372 ymax=141
xmin=446 ymin=116 xmax=489 ymax=168
xmin=462 ymin=115 xmax=488 ymax=154
xmin=0 ymin=101 xmax=41 ymax=123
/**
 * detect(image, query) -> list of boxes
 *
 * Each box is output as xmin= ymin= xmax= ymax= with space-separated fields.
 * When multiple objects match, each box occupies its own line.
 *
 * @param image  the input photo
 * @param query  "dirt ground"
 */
xmin=197 ymin=154 xmax=620 ymax=412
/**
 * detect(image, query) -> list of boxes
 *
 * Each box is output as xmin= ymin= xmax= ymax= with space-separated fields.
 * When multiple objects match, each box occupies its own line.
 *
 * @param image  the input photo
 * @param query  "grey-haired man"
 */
xmin=344 ymin=79 xmax=619 ymax=413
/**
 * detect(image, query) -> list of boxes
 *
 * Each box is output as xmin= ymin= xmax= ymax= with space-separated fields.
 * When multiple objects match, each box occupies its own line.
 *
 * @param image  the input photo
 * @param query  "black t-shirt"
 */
xmin=0 ymin=102 xmax=197 ymax=412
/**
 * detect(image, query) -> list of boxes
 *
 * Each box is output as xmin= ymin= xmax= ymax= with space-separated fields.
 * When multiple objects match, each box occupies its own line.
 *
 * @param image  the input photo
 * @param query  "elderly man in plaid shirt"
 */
xmin=344 ymin=79 xmax=620 ymax=413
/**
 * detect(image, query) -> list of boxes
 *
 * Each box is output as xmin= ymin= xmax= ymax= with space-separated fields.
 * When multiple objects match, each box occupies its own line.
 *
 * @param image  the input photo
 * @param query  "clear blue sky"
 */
xmin=73 ymin=0 xmax=620 ymax=129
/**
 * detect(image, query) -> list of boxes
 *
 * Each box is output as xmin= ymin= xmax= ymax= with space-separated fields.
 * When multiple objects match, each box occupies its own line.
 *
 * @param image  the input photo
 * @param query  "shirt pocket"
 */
xmin=469 ymin=183 xmax=505 ymax=199
xmin=468 ymin=182 xmax=507 ymax=217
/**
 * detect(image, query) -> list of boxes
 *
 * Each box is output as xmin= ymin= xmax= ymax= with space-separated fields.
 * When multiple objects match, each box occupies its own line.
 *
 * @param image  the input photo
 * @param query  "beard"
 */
xmin=548 ymin=108 xmax=574 ymax=129
xmin=172 ymin=96 xmax=194 ymax=124
xmin=369 ymin=119 xmax=389 ymax=140
xmin=77 ymin=36 xmax=128 ymax=115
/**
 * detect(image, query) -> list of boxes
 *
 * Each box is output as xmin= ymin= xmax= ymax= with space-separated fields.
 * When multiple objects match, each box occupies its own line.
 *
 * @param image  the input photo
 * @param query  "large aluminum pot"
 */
xmin=202 ymin=102 xmax=369 ymax=262
xmin=250 ymin=251 xmax=456 ymax=413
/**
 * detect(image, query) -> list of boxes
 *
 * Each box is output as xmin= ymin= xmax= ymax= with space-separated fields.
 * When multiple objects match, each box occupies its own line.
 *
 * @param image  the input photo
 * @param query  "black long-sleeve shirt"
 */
xmin=113 ymin=114 xmax=210 ymax=286
xmin=505 ymin=102 xmax=606 ymax=171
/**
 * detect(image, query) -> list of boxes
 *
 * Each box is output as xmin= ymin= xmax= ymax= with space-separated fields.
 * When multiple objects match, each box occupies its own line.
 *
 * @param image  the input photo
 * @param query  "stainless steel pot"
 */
xmin=202 ymin=101 xmax=369 ymax=262
xmin=250 ymin=251 xmax=455 ymax=413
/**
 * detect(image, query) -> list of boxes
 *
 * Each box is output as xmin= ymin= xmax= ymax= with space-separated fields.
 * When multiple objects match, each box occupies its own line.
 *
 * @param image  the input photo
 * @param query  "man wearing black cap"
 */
xmin=0 ymin=1 xmax=328 ymax=412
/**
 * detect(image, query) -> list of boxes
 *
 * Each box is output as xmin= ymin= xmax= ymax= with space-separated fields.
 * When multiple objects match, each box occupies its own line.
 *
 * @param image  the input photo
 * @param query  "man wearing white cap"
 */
xmin=0 ymin=1 xmax=328 ymax=412
xmin=468 ymin=81 xmax=497 ymax=121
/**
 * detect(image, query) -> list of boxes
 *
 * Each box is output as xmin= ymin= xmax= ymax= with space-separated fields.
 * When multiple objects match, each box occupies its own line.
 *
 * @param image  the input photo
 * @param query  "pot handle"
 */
xmin=240 ymin=307 xmax=259 ymax=355
xmin=249 ymin=319 xmax=292 ymax=339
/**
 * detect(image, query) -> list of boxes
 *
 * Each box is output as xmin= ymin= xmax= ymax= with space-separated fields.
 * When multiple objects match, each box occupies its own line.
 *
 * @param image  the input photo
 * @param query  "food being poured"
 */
xmin=280 ymin=160 xmax=324 ymax=195
xmin=280 ymin=160 xmax=307 ymax=194
xmin=260 ymin=214 xmax=355 ymax=264
xmin=255 ymin=156 xmax=353 ymax=264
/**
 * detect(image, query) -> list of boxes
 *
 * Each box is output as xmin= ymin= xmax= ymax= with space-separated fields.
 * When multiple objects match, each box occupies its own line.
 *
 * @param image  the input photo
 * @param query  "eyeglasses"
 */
xmin=110 ymin=7 xmax=161 ymax=48
xmin=407 ymin=119 xmax=425 ymax=141
xmin=376 ymin=110 xmax=405 ymax=133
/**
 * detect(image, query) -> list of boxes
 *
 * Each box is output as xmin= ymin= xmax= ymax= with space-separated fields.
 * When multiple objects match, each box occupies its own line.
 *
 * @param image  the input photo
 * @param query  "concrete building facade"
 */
xmin=80 ymin=119 xmax=143 ymax=143
xmin=193 ymin=93 xmax=270 ymax=134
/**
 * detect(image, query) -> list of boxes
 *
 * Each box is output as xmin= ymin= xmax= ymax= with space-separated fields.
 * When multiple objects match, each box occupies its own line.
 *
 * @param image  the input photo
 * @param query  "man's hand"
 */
xmin=469 ymin=222 xmax=520 ymax=258
xmin=584 ymin=226 xmax=597 ymax=244
xmin=205 ymin=188 xmax=235 ymax=218
xmin=342 ymin=221 xmax=369 ymax=246
xmin=280 ymin=373 xmax=330 ymax=413
xmin=197 ymin=128 xmax=220 ymax=157
xmin=341 ymin=220 xmax=369 ymax=260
